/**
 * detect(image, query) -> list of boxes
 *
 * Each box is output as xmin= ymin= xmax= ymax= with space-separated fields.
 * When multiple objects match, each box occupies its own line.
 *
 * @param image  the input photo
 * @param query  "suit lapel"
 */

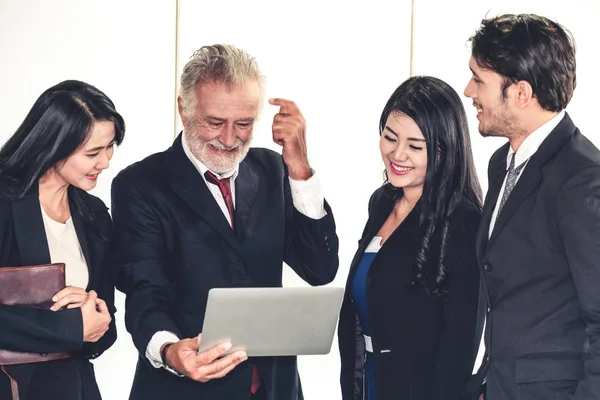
xmin=235 ymin=159 xmax=261 ymax=244
xmin=485 ymin=113 xmax=577 ymax=251
xmin=10 ymin=190 xmax=51 ymax=266
xmin=346 ymin=186 xmax=398 ymax=284
xmin=476 ymin=150 xmax=507 ymax=261
xmin=69 ymin=189 xmax=97 ymax=290
xmin=168 ymin=135 xmax=242 ymax=255
xmin=488 ymin=159 xmax=542 ymax=246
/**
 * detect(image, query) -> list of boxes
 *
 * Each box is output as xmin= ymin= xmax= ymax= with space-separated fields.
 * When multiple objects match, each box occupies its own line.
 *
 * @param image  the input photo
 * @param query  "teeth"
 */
xmin=477 ymin=108 xmax=482 ymax=114
xmin=392 ymin=164 xmax=413 ymax=172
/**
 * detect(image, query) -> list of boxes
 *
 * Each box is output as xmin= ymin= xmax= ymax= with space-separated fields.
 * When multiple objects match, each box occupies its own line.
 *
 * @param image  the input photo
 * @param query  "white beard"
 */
xmin=184 ymin=129 xmax=252 ymax=174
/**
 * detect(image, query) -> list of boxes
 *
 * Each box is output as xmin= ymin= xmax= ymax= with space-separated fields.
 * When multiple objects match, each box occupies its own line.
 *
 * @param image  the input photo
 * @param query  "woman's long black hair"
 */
xmin=0 ymin=80 xmax=125 ymax=229
xmin=379 ymin=76 xmax=482 ymax=295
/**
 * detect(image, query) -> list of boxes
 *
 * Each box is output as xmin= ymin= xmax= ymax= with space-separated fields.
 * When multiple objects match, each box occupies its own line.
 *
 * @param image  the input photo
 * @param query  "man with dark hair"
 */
xmin=464 ymin=14 xmax=600 ymax=400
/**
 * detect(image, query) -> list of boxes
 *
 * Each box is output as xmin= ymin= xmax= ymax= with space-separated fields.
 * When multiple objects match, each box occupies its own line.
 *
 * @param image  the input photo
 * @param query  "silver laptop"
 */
xmin=196 ymin=286 xmax=345 ymax=357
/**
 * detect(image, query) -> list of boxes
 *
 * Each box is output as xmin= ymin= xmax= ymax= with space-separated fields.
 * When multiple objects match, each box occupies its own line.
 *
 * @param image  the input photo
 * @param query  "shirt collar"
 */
xmin=181 ymin=132 xmax=239 ymax=180
xmin=506 ymin=110 xmax=565 ymax=170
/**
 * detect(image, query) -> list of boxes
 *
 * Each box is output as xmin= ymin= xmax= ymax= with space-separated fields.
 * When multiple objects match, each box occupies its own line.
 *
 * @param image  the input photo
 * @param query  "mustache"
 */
xmin=207 ymin=139 xmax=243 ymax=151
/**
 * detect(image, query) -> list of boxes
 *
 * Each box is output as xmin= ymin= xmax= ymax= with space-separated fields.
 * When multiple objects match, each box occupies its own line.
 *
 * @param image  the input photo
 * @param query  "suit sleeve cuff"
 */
xmin=146 ymin=331 xmax=183 ymax=376
xmin=289 ymin=170 xmax=327 ymax=219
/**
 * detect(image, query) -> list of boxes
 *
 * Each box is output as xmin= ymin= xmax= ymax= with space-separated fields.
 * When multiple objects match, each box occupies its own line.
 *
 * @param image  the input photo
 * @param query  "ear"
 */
xmin=514 ymin=80 xmax=534 ymax=109
xmin=177 ymin=97 xmax=188 ymax=127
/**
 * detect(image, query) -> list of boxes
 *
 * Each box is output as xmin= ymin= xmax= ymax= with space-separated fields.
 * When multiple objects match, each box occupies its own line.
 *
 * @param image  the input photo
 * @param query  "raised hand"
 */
xmin=269 ymin=98 xmax=312 ymax=180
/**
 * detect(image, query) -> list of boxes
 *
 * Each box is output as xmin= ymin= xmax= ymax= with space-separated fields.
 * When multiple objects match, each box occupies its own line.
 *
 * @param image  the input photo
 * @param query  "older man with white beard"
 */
xmin=110 ymin=44 xmax=339 ymax=400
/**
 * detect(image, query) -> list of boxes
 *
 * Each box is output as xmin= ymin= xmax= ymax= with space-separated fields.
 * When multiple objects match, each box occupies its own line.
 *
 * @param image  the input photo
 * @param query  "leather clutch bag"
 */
xmin=0 ymin=262 xmax=71 ymax=365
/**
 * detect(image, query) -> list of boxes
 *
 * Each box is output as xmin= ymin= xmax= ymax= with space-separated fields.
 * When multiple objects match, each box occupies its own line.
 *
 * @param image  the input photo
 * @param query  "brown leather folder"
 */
xmin=0 ymin=263 xmax=71 ymax=365
xmin=0 ymin=263 xmax=74 ymax=400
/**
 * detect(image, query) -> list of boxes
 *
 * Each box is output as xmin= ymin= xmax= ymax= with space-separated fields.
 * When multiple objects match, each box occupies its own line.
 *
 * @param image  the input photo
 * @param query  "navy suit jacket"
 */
xmin=338 ymin=186 xmax=481 ymax=400
xmin=474 ymin=114 xmax=600 ymax=400
xmin=111 ymin=135 xmax=339 ymax=400
xmin=0 ymin=185 xmax=117 ymax=400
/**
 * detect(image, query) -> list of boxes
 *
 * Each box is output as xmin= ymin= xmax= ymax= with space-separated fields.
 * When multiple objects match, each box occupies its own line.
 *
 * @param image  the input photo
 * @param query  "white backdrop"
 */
xmin=0 ymin=1 xmax=598 ymax=399
xmin=411 ymin=0 xmax=600 ymax=192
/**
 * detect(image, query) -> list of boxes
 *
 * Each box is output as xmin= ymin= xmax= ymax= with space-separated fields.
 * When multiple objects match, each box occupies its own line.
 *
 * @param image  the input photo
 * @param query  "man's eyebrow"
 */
xmin=470 ymin=67 xmax=483 ymax=81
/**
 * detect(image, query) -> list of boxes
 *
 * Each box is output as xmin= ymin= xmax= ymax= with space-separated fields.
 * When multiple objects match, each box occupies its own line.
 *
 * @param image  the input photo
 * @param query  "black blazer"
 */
xmin=111 ymin=134 xmax=339 ymax=400
xmin=338 ymin=185 xmax=482 ymax=400
xmin=475 ymin=113 xmax=600 ymax=400
xmin=0 ymin=185 xmax=117 ymax=400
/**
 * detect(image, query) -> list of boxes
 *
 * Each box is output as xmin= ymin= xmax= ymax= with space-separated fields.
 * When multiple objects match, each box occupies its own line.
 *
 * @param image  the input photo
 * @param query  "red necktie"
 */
xmin=204 ymin=170 xmax=261 ymax=393
xmin=204 ymin=171 xmax=235 ymax=229
xmin=251 ymin=366 xmax=261 ymax=394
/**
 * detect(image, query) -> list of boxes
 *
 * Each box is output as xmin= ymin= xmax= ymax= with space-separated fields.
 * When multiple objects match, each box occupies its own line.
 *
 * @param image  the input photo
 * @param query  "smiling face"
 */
xmin=380 ymin=112 xmax=428 ymax=191
xmin=179 ymin=80 xmax=260 ymax=174
xmin=54 ymin=120 xmax=116 ymax=191
xmin=464 ymin=57 xmax=524 ymax=138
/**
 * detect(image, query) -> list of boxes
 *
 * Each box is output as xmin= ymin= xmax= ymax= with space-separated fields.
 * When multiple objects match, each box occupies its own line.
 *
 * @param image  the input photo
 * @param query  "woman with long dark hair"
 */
xmin=0 ymin=80 xmax=125 ymax=399
xmin=338 ymin=76 xmax=482 ymax=400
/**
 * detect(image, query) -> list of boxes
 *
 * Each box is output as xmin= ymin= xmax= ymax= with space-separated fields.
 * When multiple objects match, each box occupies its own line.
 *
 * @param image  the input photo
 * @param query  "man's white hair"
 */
xmin=179 ymin=44 xmax=265 ymax=119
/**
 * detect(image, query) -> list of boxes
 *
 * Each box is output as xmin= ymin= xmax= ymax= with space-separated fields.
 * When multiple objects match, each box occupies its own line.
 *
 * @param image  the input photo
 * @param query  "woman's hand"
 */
xmin=81 ymin=290 xmax=111 ymax=342
xmin=51 ymin=286 xmax=89 ymax=310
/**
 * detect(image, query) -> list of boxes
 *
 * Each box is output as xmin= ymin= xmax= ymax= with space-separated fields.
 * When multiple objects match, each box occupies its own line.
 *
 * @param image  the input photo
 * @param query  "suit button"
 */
xmin=484 ymin=263 xmax=492 ymax=272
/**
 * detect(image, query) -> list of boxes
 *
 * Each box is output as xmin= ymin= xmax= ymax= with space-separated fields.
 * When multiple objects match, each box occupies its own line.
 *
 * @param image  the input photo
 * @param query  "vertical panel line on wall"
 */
xmin=409 ymin=0 xmax=415 ymax=77
xmin=174 ymin=0 xmax=181 ymax=138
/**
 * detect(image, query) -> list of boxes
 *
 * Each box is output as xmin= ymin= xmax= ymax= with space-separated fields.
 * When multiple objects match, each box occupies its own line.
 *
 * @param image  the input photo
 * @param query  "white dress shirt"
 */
xmin=41 ymin=205 xmax=89 ymax=289
xmin=472 ymin=111 xmax=566 ymax=374
xmin=146 ymin=136 xmax=327 ymax=370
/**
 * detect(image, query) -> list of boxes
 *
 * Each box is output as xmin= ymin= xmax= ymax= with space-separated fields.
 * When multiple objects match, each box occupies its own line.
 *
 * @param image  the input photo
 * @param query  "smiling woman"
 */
xmin=51 ymin=120 xmax=117 ymax=193
xmin=338 ymin=75 xmax=483 ymax=400
xmin=0 ymin=80 xmax=125 ymax=400
xmin=379 ymin=113 xmax=428 ymax=192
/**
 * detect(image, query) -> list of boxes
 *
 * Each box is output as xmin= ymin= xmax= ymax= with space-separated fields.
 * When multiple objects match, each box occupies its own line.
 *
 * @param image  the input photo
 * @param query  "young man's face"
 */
xmin=464 ymin=57 xmax=520 ymax=139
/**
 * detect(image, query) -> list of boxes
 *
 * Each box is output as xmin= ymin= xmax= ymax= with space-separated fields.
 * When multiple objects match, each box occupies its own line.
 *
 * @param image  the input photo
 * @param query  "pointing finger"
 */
xmin=269 ymin=98 xmax=299 ymax=115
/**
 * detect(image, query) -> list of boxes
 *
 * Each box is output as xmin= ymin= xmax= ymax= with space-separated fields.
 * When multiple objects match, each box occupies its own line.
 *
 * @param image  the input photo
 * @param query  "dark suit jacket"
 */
xmin=111 ymin=135 xmax=339 ymax=400
xmin=0 ymin=185 xmax=117 ymax=400
xmin=338 ymin=185 xmax=482 ymax=400
xmin=475 ymin=113 xmax=600 ymax=400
